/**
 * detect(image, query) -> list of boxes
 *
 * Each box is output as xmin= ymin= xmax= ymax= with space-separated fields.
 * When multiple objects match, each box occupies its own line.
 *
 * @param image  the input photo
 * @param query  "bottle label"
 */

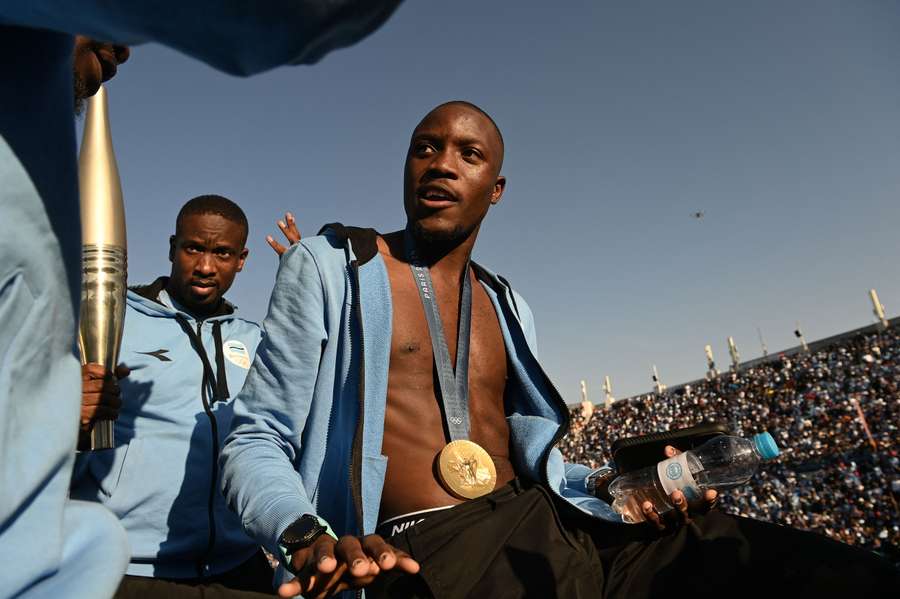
xmin=657 ymin=452 xmax=701 ymax=501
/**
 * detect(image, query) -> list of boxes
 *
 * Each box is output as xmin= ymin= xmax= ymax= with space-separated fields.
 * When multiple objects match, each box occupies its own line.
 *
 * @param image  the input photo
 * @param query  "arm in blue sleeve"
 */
xmin=550 ymin=448 xmax=622 ymax=521
xmin=219 ymin=242 xmax=328 ymax=551
xmin=0 ymin=0 xmax=402 ymax=76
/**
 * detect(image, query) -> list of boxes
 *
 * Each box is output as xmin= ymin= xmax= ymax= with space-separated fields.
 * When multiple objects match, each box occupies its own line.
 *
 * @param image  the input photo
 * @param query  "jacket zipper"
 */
xmin=174 ymin=316 xmax=222 ymax=577
xmin=348 ymin=260 xmax=366 ymax=539
xmin=197 ymin=320 xmax=221 ymax=576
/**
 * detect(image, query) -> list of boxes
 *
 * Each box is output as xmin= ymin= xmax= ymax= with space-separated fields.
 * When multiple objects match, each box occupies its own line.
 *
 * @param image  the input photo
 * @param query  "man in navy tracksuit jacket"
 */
xmin=72 ymin=196 xmax=269 ymax=598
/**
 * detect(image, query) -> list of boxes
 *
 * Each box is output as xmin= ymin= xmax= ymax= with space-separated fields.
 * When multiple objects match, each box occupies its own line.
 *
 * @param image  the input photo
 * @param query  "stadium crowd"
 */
xmin=560 ymin=326 xmax=900 ymax=563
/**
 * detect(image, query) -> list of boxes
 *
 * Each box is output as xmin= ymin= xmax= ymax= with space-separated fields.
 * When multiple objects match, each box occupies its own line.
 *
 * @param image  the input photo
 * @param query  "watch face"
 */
xmin=282 ymin=516 xmax=326 ymax=549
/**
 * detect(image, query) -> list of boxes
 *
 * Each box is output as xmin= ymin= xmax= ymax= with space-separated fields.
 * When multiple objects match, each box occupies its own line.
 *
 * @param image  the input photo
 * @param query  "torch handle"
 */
xmin=89 ymin=420 xmax=116 ymax=450
xmin=78 ymin=245 xmax=127 ymax=451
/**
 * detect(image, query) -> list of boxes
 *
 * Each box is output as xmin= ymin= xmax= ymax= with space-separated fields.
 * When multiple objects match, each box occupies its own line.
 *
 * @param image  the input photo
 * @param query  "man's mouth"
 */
xmin=189 ymin=281 xmax=217 ymax=296
xmin=416 ymin=185 xmax=458 ymax=208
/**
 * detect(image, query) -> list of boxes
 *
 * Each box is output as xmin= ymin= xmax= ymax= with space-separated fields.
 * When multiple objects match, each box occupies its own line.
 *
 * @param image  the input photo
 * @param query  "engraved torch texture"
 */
xmin=78 ymin=86 xmax=127 ymax=450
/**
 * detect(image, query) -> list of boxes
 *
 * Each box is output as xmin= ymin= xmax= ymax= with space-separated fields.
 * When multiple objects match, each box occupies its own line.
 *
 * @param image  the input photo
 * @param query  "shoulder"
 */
xmin=279 ymin=230 xmax=348 ymax=272
xmin=222 ymin=317 xmax=262 ymax=354
xmin=277 ymin=223 xmax=381 ymax=278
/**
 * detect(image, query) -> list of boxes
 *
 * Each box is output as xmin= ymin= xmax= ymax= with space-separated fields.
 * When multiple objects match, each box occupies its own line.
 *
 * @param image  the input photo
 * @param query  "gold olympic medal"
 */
xmin=437 ymin=440 xmax=497 ymax=500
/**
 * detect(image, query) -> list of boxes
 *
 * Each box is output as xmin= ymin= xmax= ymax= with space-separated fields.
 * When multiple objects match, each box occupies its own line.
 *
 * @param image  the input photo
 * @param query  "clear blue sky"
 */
xmin=96 ymin=0 xmax=900 ymax=401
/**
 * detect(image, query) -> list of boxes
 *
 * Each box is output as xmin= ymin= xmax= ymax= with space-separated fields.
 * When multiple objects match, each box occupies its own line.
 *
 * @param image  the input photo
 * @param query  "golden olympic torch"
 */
xmin=77 ymin=85 xmax=127 ymax=451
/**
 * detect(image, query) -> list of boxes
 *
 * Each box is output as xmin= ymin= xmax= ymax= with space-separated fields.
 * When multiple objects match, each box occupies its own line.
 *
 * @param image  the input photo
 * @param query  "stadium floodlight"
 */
xmin=757 ymin=326 xmax=768 ymax=357
xmin=728 ymin=336 xmax=741 ymax=370
xmin=603 ymin=375 xmax=614 ymax=409
xmin=578 ymin=380 xmax=593 ymax=420
xmin=651 ymin=364 xmax=666 ymax=394
xmin=869 ymin=289 xmax=888 ymax=330
xmin=794 ymin=322 xmax=809 ymax=352
xmin=704 ymin=344 xmax=719 ymax=378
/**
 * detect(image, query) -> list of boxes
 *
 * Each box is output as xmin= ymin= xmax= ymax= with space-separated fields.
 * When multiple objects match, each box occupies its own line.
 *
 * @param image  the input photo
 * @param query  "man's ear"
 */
xmin=236 ymin=247 xmax=249 ymax=272
xmin=168 ymin=235 xmax=176 ymax=262
xmin=490 ymin=175 xmax=506 ymax=205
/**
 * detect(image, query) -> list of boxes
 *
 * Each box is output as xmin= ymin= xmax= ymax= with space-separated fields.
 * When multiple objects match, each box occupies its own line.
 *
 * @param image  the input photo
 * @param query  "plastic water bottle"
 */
xmin=608 ymin=432 xmax=780 ymax=523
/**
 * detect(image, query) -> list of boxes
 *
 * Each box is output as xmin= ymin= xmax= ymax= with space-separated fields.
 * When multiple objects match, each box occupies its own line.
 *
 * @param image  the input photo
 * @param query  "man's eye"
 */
xmin=415 ymin=143 xmax=435 ymax=155
xmin=462 ymin=148 xmax=481 ymax=160
xmin=185 ymin=246 xmax=200 ymax=254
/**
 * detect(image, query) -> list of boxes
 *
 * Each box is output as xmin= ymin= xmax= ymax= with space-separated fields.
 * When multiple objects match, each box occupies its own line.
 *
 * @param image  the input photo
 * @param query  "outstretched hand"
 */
xmin=641 ymin=445 xmax=719 ymax=532
xmin=279 ymin=533 xmax=419 ymax=598
xmin=267 ymin=212 xmax=301 ymax=256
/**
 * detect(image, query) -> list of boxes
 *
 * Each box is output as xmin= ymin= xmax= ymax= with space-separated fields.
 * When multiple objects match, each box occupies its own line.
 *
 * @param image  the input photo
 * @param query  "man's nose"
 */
xmin=194 ymin=254 xmax=216 ymax=275
xmin=425 ymin=150 xmax=459 ymax=179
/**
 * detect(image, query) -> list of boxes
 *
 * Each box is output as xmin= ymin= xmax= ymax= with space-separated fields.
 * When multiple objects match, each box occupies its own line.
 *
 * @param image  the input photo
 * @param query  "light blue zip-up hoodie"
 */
xmin=220 ymin=225 xmax=622 ymax=567
xmin=72 ymin=279 xmax=262 ymax=579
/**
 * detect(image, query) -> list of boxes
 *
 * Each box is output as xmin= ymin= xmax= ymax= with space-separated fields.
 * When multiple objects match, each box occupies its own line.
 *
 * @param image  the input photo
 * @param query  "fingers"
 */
xmin=355 ymin=535 xmax=420 ymax=574
xmin=642 ymin=501 xmax=665 ymax=531
xmin=81 ymin=366 xmax=123 ymax=431
xmin=670 ymin=490 xmax=691 ymax=523
xmin=642 ymin=489 xmax=694 ymax=533
xmin=83 ymin=363 xmax=128 ymax=383
xmin=703 ymin=489 xmax=719 ymax=512
xmin=310 ymin=535 xmax=339 ymax=574
xmin=277 ymin=579 xmax=301 ymax=598
xmin=284 ymin=534 xmax=418 ymax=598
xmin=335 ymin=535 xmax=375 ymax=578
xmin=664 ymin=445 xmax=680 ymax=458
xmin=361 ymin=535 xmax=396 ymax=570
xmin=360 ymin=535 xmax=419 ymax=573
xmin=279 ymin=212 xmax=301 ymax=245
xmin=268 ymin=213 xmax=301 ymax=257
xmin=82 ymin=363 xmax=109 ymax=380
xmin=267 ymin=235 xmax=288 ymax=256
xmin=284 ymin=540 xmax=336 ymax=598
xmin=82 ymin=378 xmax=122 ymax=408
xmin=114 ymin=45 xmax=130 ymax=65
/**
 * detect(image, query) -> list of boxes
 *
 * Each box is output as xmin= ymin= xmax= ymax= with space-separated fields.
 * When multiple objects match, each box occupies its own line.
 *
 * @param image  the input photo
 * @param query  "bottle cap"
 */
xmin=753 ymin=432 xmax=780 ymax=460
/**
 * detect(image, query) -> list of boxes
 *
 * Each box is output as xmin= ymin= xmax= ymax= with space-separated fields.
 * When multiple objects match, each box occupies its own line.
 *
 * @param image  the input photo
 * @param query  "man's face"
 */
xmin=73 ymin=36 xmax=130 ymax=113
xmin=403 ymin=104 xmax=505 ymax=244
xmin=167 ymin=213 xmax=248 ymax=314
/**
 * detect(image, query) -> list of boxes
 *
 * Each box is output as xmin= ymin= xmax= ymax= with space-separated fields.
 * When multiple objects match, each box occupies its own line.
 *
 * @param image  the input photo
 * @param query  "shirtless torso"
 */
xmin=377 ymin=231 xmax=516 ymax=523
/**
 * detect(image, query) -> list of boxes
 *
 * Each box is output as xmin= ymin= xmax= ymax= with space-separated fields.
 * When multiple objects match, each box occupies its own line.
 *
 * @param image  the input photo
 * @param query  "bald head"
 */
xmin=404 ymin=101 xmax=507 ymax=245
xmin=414 ymin=101 xmax=504 ymax=172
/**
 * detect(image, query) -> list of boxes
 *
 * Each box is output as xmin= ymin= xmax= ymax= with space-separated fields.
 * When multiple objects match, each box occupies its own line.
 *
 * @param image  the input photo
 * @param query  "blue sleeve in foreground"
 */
xmin=219 ymin=243 xmax=329 ymax=551
xmin=0 ymin=0 xmax=403 ymax=76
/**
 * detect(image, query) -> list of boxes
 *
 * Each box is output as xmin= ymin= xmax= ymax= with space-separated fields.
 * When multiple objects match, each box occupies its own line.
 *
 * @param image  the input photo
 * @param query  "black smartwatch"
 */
xmin=279 ymin=514 xmax=329 ymax=557
xmin=585 ymin=466 xmax=617 ymax=503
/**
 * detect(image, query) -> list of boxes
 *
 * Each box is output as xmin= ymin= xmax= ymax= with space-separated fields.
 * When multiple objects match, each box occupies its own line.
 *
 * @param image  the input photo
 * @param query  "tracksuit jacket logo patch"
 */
xmin=223 ymin=340 xmax=251 ymax=369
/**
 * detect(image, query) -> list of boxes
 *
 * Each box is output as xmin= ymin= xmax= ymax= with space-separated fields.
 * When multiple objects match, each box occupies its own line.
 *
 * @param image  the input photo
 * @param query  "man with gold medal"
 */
xmin=221 ymin=100 xmax=610 ymax=598
xmin=221 ymin=100 xmax=900 ymax=599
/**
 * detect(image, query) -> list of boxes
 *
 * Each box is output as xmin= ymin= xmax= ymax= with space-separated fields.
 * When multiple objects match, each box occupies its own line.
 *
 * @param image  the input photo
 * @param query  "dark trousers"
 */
xmin=114 ymin=550 xmax=276 ymax=599
xmin=373 ymin=480 xmax=900 ymax=599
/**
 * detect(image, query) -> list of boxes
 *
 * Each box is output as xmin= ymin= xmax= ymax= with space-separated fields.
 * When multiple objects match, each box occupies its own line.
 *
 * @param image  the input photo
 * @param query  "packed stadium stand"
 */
xmin=560 ymin=320 xmax=900 ymax=564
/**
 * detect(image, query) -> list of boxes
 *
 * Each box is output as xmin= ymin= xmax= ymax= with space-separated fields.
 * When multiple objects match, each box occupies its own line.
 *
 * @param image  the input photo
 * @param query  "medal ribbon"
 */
xmin=405 ymin=229 xmax=473 ymax=441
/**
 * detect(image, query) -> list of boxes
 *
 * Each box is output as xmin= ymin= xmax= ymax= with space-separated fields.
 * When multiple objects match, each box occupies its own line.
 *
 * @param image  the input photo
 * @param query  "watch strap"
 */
xmin=278 ymin=515 xmax=338 ymax=573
